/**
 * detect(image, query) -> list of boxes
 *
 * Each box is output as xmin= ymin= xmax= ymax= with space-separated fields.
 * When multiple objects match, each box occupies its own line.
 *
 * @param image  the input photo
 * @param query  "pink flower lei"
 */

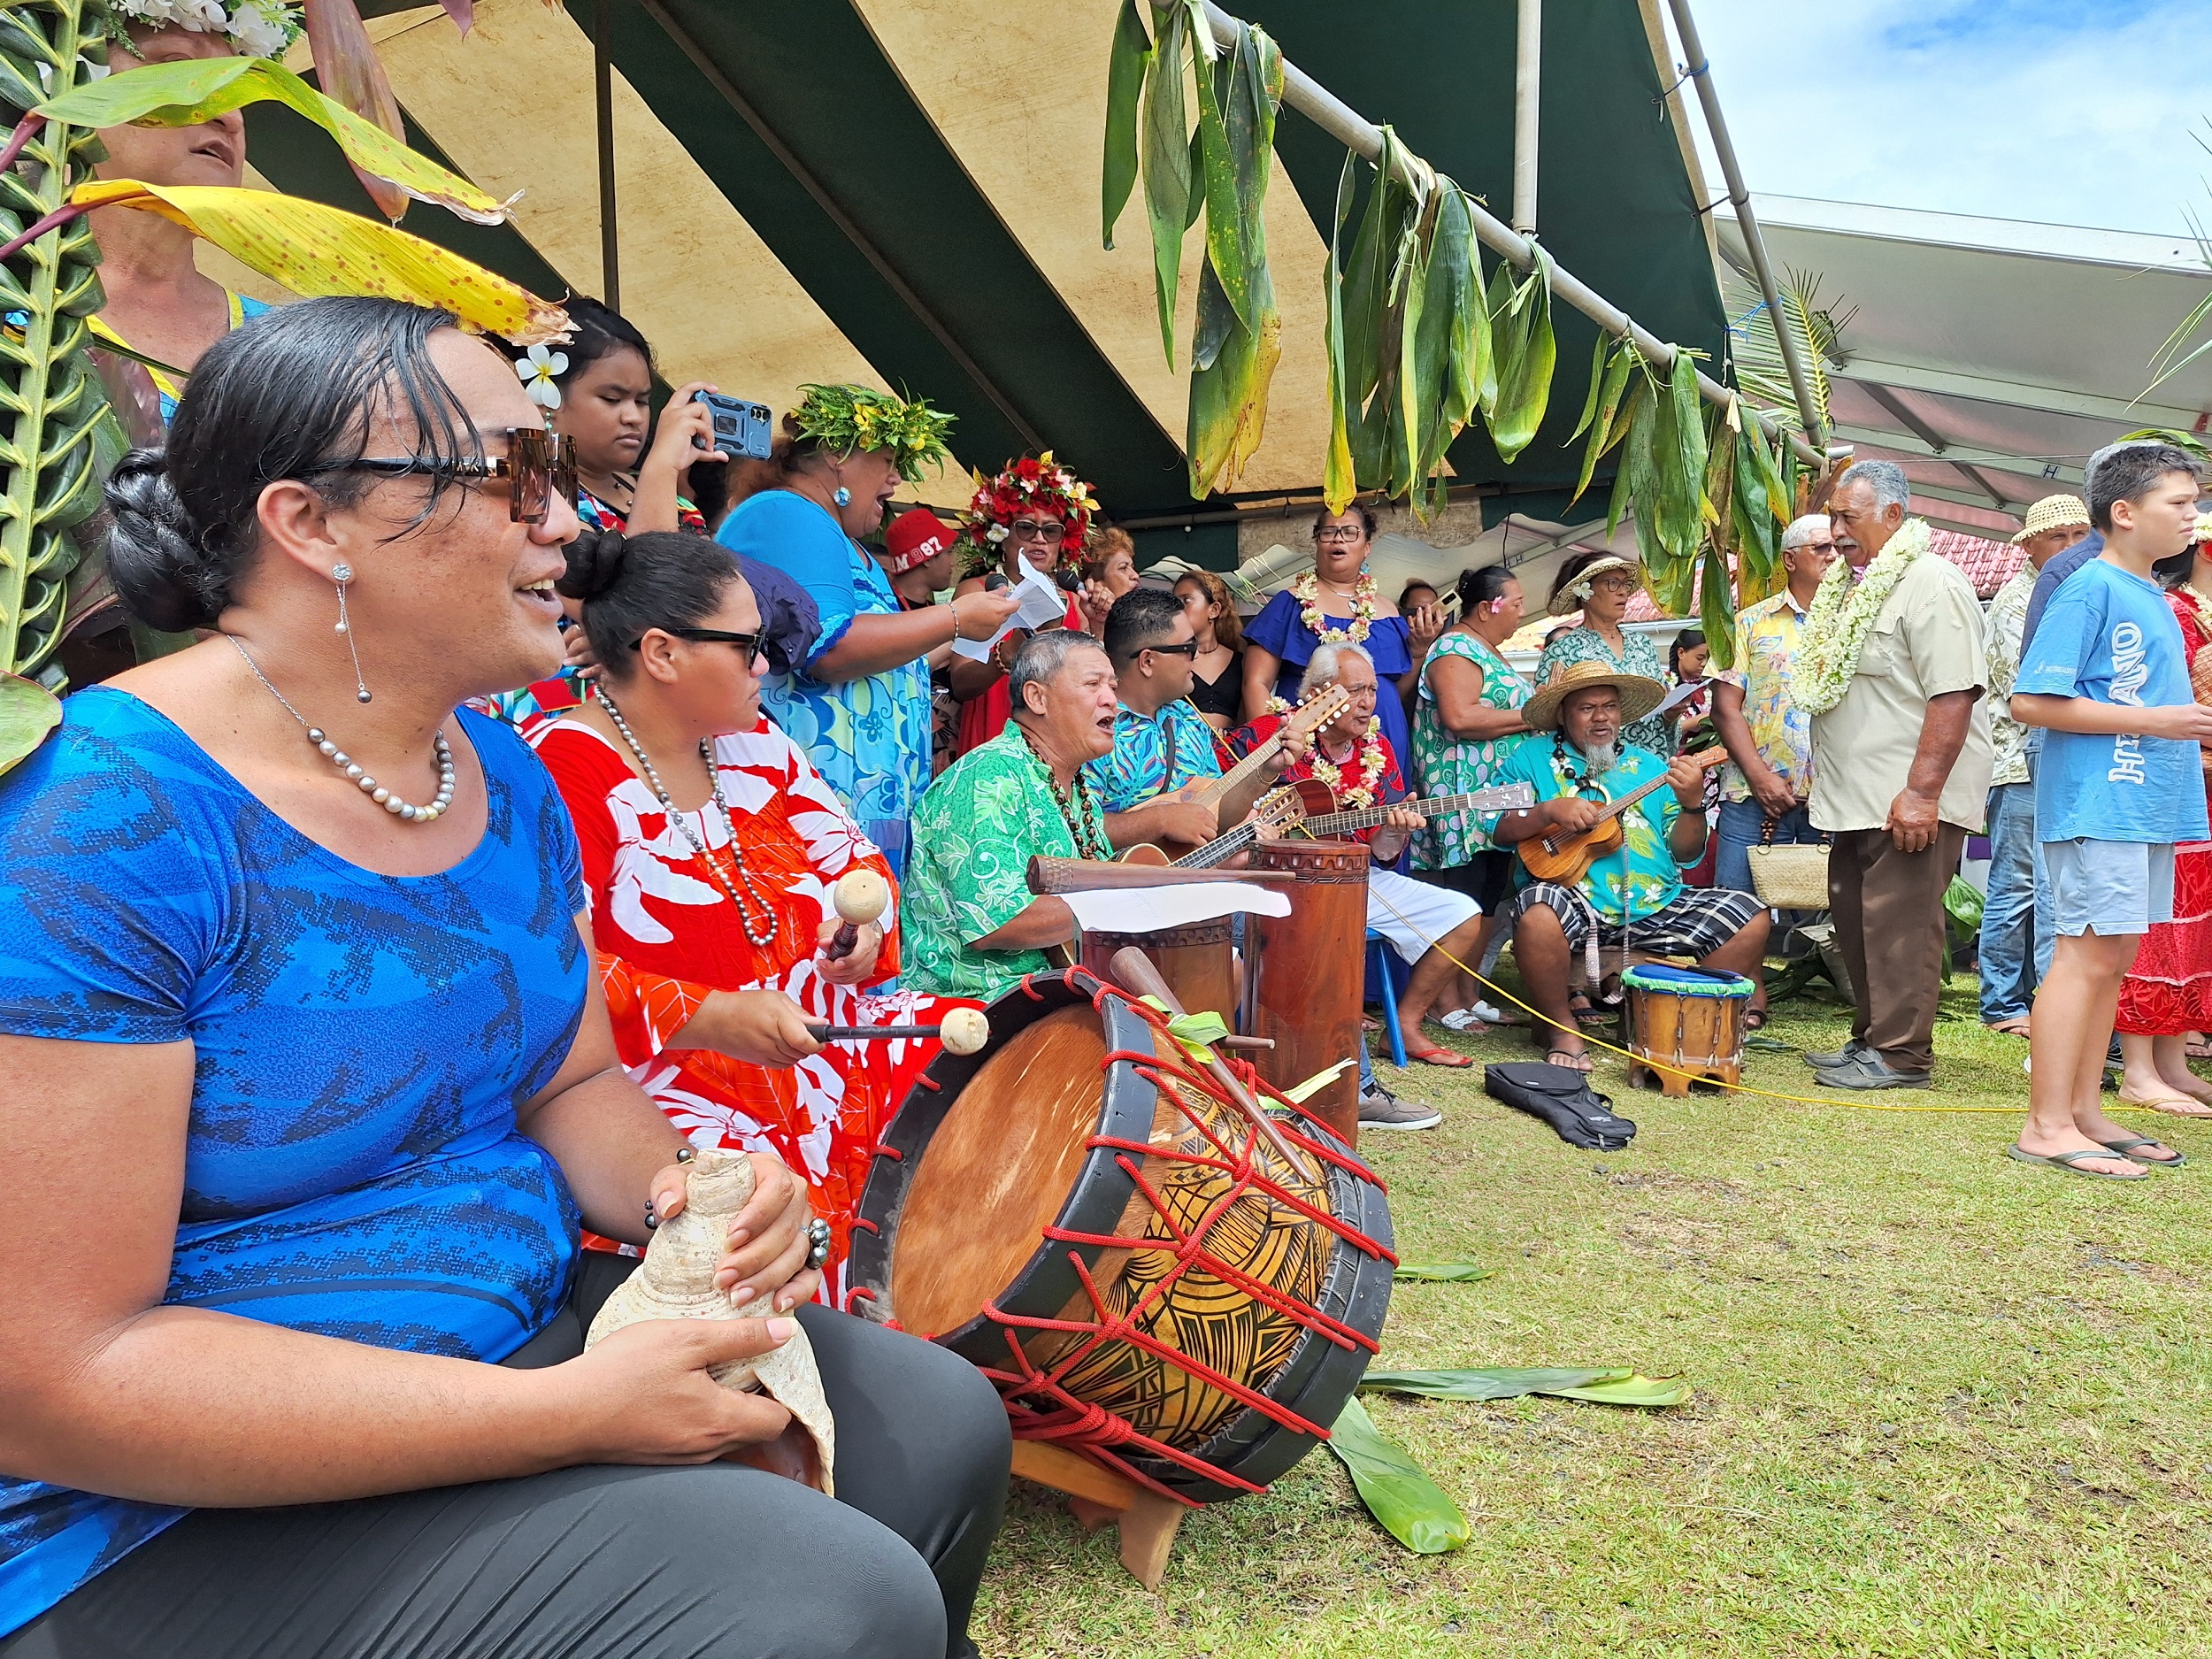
xmin=1309 ymin=716 xmax=1388 ymax=809
xmin=1291 ymin=569 xmax=1376 ymax=647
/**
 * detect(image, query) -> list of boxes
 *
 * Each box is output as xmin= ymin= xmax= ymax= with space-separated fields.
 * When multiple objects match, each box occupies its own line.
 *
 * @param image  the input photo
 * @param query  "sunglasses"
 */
xmin=331 ymin=427 xmax=580 ymax=525
xmin=1795 ymin=541 xmax=1837 ymax=555
xmin=631 ymin=626 xmax=767 ymax=659
xmin=1008 ymin=518 xmax=1068 ymax=543
xmin=1142 ymin=639 xmax=1201 ymax=657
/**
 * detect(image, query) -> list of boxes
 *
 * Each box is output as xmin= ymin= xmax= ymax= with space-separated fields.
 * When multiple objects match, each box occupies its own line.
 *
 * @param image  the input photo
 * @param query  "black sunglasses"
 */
xmin=1142 ymin=639 xmax=1201 ymax=657
xmin=632 ymin=626 xmax=766 ymax=659
xmin=326 ymin=427 xmax=579 ymax=525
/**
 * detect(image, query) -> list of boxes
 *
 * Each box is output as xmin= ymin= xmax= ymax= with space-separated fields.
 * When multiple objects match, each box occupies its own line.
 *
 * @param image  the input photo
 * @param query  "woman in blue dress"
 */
xmin=1240 ymin=503 xmax=1446 ymax=771
xmin=718 ymin=387 xmax=1018 ymax=876
xmin=0 ymin=300 xmax=1007 ymax=1658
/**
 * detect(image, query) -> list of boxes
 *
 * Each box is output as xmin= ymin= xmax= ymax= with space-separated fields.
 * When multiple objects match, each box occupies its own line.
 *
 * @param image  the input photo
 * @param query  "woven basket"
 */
xmin=1746 ymin=816 xmax=1830 ymax=911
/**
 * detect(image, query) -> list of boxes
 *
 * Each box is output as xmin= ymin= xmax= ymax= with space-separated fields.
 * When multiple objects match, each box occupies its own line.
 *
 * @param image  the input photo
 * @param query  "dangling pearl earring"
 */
xmin=833 ymin=485 xmax=852 ymax=508
xmin=332 ymin=564 xmax=371 ymax=704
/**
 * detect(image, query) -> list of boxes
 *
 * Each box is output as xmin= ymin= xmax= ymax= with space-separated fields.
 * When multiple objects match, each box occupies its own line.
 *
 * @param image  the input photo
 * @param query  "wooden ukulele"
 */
xmin=1128 ymin=777 xmax=1536 ymax=870
xmin=1514 ymin=749 xmax=1730 ymax=886
xmin=1135 ymin=683 xmax=1352 ymax=862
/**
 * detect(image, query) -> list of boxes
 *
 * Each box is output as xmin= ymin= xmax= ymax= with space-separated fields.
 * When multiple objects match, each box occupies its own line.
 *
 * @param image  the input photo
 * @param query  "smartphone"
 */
xmin=691 ymin=390 xmax=774 ymax=461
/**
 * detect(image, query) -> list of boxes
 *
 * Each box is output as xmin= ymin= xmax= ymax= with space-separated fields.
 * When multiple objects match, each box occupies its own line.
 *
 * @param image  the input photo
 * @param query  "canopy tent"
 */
xmin=220 ymin=0 xmax=1729 ymax=570
xmin=1717 ymin=195 xmax=2212 ymax=541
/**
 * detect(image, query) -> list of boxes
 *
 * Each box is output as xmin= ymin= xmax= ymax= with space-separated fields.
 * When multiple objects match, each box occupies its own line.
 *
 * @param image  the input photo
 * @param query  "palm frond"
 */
xmin=1724 ymin=266 xmax=1853 ymax=435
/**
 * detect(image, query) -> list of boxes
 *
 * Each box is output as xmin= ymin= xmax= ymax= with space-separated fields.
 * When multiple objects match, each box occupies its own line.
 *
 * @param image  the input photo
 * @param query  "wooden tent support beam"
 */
xmin=1196 ymin=1 xmax=1825 ymax=470
xmin=1009 ymin=1440 xmax=1188 ymax=1593
xmin=593 ymin=0 xmax=619 ymax=311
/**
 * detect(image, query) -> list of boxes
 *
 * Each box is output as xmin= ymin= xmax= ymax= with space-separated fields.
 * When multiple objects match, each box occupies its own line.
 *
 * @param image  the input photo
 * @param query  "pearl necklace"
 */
xmin=594 ymin=685 xmax=779 ymax=947
xmin=229 ymin=636 xmax=456 ymax=823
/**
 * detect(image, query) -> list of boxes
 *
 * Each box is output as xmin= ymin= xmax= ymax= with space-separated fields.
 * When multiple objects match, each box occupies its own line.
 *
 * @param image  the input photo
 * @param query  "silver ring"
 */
xmin=804 ymin=1216 xmax=832 ymax=1270
xmin=673 ymin=1146 xmax=696 ymax=1164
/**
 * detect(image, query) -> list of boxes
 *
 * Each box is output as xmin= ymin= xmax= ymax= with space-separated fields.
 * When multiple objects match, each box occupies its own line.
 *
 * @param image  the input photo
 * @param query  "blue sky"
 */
xmin=1685 ymin=0 xmax=2201 ymax=234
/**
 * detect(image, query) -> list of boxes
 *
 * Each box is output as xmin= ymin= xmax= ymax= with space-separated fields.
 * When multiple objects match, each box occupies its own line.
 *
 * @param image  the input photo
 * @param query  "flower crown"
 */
xmin=791 ymin=383 xmax=954 ymax=485
xmin=962 ymin=451 xmax=1100 ymax=564
xmin=104 ymin=0 xmax=301 ymax=58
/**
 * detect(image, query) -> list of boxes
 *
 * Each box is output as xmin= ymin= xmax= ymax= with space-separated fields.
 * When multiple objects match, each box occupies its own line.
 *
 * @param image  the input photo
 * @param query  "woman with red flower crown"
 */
xmin=946 ymin=454 xmax=1109 ymax=757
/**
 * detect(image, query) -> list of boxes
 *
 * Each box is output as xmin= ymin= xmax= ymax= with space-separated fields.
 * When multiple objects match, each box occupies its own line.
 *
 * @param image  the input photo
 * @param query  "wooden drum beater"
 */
xmin=806 ymin=1007 xmax=992 ymax=1055
xmin=822 ymin=868 xmax=890 ymax=962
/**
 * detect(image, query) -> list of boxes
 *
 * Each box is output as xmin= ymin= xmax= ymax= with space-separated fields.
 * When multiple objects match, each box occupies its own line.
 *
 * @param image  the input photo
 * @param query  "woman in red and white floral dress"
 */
xmin=526 ymin=530 xmax=969 ymax=1303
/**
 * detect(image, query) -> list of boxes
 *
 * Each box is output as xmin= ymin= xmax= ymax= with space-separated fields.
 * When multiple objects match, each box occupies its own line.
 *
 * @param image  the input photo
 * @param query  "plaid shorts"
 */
xmin=1507 ymin=882 xmax=1765 ymax=958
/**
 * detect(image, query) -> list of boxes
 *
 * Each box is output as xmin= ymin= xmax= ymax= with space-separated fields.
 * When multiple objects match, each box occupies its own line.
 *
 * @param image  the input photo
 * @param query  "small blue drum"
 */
xmin=1620 ymin=964 xmax=1755 ymax=1095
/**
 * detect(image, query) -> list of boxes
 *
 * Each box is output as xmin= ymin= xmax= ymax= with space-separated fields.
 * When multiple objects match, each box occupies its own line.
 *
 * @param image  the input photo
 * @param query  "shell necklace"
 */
xmin=229 ymin=635 xmax=456 ymax=823
xmin=595 ymin=684 xmax=779 ymax=947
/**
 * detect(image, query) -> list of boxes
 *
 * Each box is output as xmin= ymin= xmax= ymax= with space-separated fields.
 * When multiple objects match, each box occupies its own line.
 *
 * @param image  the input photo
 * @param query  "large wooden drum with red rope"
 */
xmin=848 ymin=969 xmax=1394 ymax=1504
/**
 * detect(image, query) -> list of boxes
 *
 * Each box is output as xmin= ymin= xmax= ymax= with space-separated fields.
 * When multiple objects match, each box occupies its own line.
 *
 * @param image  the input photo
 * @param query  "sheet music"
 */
xmin=950 ymin=554 xmax=1071 ymax=660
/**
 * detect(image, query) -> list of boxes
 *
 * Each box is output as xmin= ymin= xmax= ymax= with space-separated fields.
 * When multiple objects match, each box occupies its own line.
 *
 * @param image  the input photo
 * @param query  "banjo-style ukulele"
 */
xmin=1513 ymin=748 xmax=1730 ymax=886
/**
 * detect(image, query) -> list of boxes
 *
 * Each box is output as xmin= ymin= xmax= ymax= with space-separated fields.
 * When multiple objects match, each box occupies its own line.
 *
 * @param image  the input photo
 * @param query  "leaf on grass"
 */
xmin=1545 ymin=1373 xmax=1692 ymax=1408
xmin=1361 ymin=1366 xmax=1690 ymax=1408
xmin=0 ymin=674 xmax=62 ymax=777
xmin=69 ymin=180 xmax=567 ymax=344
xmin=1391 ymin=1260 xmax=1494 ymax=1282
xmin=37 ymin=57 xmax=511 ymax=225
xmin=1100 ymin=0 xmax=1152 ymax=249
xmin=1327 ymin=1395 xmax=1470 ymax=1554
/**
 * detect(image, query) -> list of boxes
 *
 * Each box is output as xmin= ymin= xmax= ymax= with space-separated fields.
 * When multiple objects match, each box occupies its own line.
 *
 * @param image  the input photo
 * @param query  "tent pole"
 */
xmin=1511 ymin=0 xmax=1540 ymax=234
xmin=1661 ymin=0 xmax=1825 ymax=447
xmin=594 ymin=0 xmax=619 ymax=311
xmin=1197 ymin=0 xmax=1823 ymax=469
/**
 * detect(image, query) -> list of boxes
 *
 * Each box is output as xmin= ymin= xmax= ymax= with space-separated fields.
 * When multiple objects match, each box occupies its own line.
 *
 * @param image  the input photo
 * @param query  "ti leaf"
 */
xmin=0 ymin=672 xmax=62 ymax=777
xmin=35 ymin=55 xmax=512 ymax=225
xmin=1391 ymin=1260 xmax=1494 ymax=1282
xmin=1100 ymin=0 xmax=1151 ymax=248
xmin=1360 ymin=1366 xmax=1690 ymax=1407
xmin=1327 ymin=1395 xmax=1470 ymax=1554
xmin=1138 ymin=0 xmax=1192 ymax=366
xmin=303 ymin=0 xmax=411 ymax=221
xmin=1485 ymin=242 xmax=1555 ymax=463
xmin=1320 ymin=152 xmax=1357 ymax=512
xmin=1569 ymin=338 xmax=1638 ymax=508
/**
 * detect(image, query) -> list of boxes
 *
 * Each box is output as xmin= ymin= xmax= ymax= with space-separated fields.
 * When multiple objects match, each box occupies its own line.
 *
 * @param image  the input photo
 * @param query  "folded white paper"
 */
xmin=1060 ymin=881 xmax=1292 ymax=935
xmin=950 ymin=554 xmax=1071 ymax=660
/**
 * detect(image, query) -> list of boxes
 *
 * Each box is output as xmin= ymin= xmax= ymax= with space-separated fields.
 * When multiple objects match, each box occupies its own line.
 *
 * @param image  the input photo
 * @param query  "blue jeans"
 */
xmin=1978 ymin=781 xmax=2052 ymax=1023
xmin=1715 ymin=798 xmax=1819 ymax=895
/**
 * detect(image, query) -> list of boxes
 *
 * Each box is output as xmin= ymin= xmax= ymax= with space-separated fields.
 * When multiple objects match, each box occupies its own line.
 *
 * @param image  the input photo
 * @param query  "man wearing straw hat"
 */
xmin=1482 ymin=662 xmax=1769 ymax=1070
xmin=1978 ymin=493 xmax=2093 ymax=1037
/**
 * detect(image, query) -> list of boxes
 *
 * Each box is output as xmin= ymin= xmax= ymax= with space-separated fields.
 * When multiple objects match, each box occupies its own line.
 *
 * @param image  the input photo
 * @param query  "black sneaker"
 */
xmin=1802 ymin=1036 xmax=1869 ymax=1071
xmin=1358 ymin=1083 xmax=1442 ymax=1131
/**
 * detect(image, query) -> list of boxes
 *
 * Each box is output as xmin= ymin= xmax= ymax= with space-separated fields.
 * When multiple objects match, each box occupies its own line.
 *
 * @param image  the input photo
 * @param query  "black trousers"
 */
xmin=4 ymin=1256 xmax=1010 ymax=1659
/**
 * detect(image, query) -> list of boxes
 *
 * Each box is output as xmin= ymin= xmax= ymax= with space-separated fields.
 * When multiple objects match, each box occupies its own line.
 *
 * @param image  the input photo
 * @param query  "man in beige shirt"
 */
xmin=1804 ymin=460 xmax=1993 ymax=1087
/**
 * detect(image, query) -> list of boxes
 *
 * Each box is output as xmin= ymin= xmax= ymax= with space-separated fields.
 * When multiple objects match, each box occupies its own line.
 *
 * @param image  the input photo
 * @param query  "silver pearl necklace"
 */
xmin=593 ymin=683 xmax=779 ymax=947
xmin=228 ymin=635 xmax=457 ymax=824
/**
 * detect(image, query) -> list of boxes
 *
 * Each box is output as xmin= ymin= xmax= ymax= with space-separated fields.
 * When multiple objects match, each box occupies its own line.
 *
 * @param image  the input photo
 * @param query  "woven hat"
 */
xmin=1523 ymin=660 xmax=1666 ymax=732
xmin=2009 ymin=494 xmax=2090 ymax=545
xmin=884 ymin=507 xmax=956 ymax=572
xmin=1546 ymin=553 xmax=1642 ymax=616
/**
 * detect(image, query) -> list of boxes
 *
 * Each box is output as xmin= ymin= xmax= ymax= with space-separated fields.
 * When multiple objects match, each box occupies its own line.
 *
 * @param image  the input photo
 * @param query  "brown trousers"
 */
xmin=1827 ymin=823 xmax=1969 ymax=1074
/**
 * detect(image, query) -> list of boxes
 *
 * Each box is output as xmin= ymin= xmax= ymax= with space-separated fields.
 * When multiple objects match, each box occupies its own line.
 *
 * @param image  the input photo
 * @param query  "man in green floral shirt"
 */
xmin=902 ymin=631 xmax=1119 ymax=1000
xmin=1485 ymin=663 xmax=1769 ymax=1069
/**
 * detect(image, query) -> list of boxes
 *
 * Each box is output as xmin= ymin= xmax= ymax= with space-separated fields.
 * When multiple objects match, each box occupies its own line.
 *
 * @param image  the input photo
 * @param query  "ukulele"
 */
xmin=1132 ymin=778 xmax=1538 ymax=870
xmin=1514 ymin=749 xmax=1731 ymax=887
xmin=1132 ymin=684 xmax=1353 ymax=862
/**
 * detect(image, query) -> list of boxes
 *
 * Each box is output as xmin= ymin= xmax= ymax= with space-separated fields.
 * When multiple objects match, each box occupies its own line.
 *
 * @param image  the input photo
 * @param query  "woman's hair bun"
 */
xmin=557 ymin=525 xmax=628 ymax=601
xmin=105 ymin=449 xmax=219 ymax=634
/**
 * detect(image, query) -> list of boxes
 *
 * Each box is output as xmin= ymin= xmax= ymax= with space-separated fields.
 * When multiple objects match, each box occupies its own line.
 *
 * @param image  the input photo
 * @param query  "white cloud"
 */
xmin=1677 ymin=0 xmax=2205 ymax=236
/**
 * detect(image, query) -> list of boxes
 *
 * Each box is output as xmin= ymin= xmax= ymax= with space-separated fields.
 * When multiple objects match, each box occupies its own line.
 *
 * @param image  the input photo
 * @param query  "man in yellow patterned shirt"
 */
xmin=1710 ymin=515 xmax=1835 ymax=895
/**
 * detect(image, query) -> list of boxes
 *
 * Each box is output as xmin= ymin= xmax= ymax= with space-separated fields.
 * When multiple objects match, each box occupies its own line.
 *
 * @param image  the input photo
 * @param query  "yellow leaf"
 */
xmin=71 ymin=180 xmax=568 ymax=345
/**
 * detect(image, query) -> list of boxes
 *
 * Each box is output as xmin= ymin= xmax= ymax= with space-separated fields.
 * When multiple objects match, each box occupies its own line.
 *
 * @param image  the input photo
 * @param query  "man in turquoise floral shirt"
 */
xmin=1485 ymin=663 xmax=1770 ymax=1070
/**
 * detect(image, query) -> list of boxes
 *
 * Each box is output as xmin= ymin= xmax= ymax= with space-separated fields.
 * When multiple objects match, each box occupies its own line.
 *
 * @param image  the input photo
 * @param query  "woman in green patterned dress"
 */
xmin=1535 ymin=549 xmax=1674 ymax=756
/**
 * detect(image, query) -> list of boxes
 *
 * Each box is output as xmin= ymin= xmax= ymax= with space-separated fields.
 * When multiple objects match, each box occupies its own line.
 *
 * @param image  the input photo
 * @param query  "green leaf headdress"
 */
xmin=791 ymin=383 xmax=955 ymax=485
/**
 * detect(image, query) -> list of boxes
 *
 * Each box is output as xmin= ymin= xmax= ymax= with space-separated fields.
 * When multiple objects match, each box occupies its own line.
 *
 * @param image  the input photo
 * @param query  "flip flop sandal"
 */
xmin=1405 ymin=1042 xmax=1475 ymax=1069
xmin=1743 ymin=1008 xmax=1770 ymax=1033
xmin=2101 ymin=1136 xmax=2185 ymax=1167
xmin=2188 ymin=1040 xmax=2212 ymax=1060
xmin=2124 ymin=1095 xmax=2212 ymax=1118
xmin=1986 ymin=1018 xmax=2033 ymax=1038
xmin=2003 ymin=1145 xmax=2148 ymax=1181
xmin=1544 ymin=1047 xmax=1595 ymax=1073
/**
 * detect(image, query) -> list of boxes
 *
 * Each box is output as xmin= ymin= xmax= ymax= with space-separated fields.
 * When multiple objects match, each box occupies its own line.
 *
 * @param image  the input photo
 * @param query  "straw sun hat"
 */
xmin=1522 ymin=660 xmax=1667 ymax=733
xmin=2008 ymin=494 xmax=2089 ymax=545
xmin=1547 ymin=552 xmax=1642 ymax=616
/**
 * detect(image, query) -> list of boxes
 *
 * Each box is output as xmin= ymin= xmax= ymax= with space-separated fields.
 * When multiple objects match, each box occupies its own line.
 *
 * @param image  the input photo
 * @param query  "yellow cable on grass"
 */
xmin=1365 ymin=883 xmax=2059 ymax=1118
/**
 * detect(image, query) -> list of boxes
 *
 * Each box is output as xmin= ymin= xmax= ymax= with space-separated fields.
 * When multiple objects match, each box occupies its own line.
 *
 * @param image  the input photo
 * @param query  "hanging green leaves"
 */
xmin=1327 ymin=1395 xmax=1470 ymax=1554
xmin=1484 ymin=240 xmax=1555 ymax=462
xmin=1101 ymin=0 xmax=1151 ymax=249
xmin=1569 ymin=336 xmax=1639 ymax=508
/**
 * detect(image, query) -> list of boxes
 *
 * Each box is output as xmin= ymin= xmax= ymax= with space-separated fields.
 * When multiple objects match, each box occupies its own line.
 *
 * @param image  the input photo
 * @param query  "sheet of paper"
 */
xmin=950 ymin=556 xmax=1071 ymax=660
xmin=1060 ymin=882 xmax=1293 ymax=936
xmin=1654 ymin=680 xmax=1704 ymax=716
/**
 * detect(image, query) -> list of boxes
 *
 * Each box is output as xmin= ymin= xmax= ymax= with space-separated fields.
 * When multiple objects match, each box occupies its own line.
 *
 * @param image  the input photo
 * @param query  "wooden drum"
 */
xmin=1240 ymin=838 xmax=1370 ymax=1147
xmin=1080 ymin=918 xmax=1235 ymax=1027
xmin=849 ymin=969 xmax=1394 ymax=1504
xmin=1622 ymin=964 xmax=1755 ymax=1095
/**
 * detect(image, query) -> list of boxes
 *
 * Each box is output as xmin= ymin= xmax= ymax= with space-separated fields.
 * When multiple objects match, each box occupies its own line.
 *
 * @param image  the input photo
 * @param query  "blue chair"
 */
xmin=1365 ymin=929 xmax=1407 ymax=1068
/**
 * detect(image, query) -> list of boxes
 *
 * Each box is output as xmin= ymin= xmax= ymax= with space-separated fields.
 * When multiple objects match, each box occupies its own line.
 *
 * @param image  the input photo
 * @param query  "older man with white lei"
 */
xmin=1796 ymin=460 xmax=1993 ymax=1090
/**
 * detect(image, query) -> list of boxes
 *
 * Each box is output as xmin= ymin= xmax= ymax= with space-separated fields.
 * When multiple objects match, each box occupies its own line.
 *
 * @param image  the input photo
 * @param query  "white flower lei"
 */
xmin=1308 ymin=716 xmax=1388 ymax=808
xmin=111 ymin=0 xmax=298 ymax=58
xmin=1791 ymin=517 xmax=1932 ymax=716
xmin=1292 ymin=570 xmax=1376 ymax=647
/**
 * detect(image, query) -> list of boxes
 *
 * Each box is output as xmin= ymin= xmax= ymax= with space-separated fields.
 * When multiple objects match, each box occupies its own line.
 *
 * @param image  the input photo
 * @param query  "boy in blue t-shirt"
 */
xmin=2011 ymin=441 xmax=2212 ymax=1179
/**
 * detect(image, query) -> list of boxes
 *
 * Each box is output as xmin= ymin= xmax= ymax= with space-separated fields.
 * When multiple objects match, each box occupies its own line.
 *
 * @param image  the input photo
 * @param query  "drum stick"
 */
xmin=823 ymin=869 xmax=890 ymax=963
xmin=1105 ymin=947 xmax=1317 ymax=1181
xmin=1026 ymin=857 xmax=1295 ymax=895
xmin=808 ymin=1007 xmax=990 ymax=1056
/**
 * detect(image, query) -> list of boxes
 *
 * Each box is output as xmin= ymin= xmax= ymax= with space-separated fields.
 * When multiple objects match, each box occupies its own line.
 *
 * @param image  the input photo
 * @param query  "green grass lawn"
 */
xmin=972 ymin=973 xmax=2212 ymax=1657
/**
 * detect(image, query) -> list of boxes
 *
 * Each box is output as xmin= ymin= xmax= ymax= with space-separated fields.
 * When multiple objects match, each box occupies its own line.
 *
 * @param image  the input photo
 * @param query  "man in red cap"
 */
xmin=876 ymin=508 xmax=964 ymax=772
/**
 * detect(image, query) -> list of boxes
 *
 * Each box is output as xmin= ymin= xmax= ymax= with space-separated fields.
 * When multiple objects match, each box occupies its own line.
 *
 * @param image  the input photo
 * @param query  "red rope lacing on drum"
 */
xmin=970 ymin=979 xmax=1394 ymax=1506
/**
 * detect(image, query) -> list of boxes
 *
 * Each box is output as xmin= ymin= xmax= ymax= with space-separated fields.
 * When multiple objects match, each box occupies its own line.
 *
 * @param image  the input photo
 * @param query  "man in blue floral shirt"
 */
xmin=1485 ymin=663 xmax=1770 ymax=1070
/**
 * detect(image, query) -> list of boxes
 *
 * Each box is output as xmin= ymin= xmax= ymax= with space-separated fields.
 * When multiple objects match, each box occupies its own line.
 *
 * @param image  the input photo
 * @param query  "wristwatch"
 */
xmin=803 ymin=1216 xmax=833 ymax=1271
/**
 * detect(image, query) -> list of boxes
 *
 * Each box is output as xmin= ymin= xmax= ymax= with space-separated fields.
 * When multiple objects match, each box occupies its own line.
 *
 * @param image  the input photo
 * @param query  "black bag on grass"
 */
xmin=1483 ymin=1062 xmax=1637 ymax=1150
